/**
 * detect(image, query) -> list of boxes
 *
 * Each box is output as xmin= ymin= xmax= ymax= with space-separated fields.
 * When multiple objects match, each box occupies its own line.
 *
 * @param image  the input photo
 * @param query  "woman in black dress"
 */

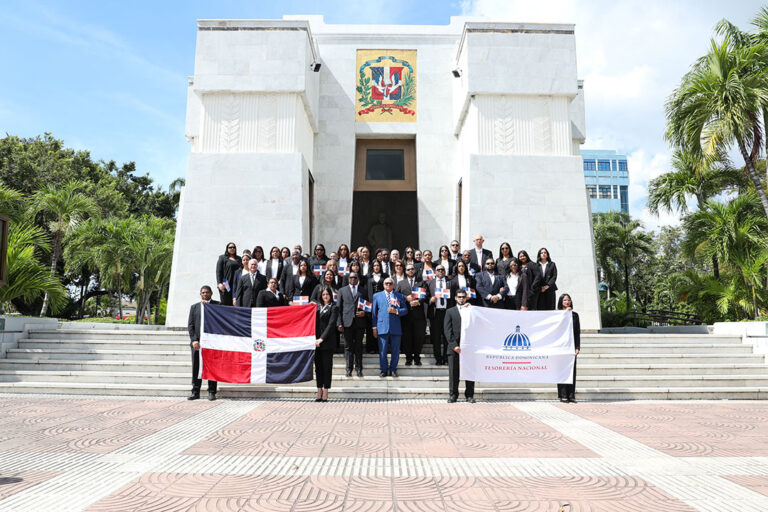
xmin=536 ymin=247 xmax=558 ymax=311
xmin=517 ymin=250 xmax=539 ymax=310
xmin=288 ymin=260 xmax=318 ymax=303
xmin=496 ymin=242 xmax=514 ymax=276
xmin=216 ymin=242 xmax=242 ymax=306
xmin=315 ymin=287 xmax=339 ymax=402
xmin=556 ymin=293 xmax=580 ymax=403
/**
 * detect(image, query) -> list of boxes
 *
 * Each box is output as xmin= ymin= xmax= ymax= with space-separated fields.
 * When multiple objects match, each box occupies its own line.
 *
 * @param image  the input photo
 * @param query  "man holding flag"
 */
xmin=187 ymin=285 xmax=219 ymax=401
xmin=396 ymin=263 xmax=427 ymax=366
xmin=371 ymin=278 xmax=407 ymax=377
xmin=337 ymin=272 xmax=368 ymax=377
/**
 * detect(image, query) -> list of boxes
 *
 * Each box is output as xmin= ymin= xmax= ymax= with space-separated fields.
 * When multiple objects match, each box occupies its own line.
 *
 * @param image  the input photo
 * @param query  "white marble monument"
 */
xmin=166 ymin=15 xmax=602 ymax=329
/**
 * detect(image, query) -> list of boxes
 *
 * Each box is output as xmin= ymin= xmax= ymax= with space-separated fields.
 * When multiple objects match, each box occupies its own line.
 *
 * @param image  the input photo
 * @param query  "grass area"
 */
xmin=72 ymin=317 xmax=143 ymax=324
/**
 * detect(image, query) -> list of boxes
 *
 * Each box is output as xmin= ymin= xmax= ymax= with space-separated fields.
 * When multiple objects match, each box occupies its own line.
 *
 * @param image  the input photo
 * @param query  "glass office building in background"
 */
xmin=581 ymin=149 xmax=629 ymax=214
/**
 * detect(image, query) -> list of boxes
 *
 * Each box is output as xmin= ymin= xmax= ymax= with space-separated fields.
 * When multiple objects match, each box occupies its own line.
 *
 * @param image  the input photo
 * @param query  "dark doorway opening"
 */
xmin=351 ymin=191 xmax=419 ymax=251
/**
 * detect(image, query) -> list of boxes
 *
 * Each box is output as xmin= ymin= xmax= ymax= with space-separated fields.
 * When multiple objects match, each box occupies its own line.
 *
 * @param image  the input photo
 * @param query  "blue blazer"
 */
xmin=371 ymin=290 xmax=408 ymax=335
xmin=476 ymin=271 xmax=505 ymax=308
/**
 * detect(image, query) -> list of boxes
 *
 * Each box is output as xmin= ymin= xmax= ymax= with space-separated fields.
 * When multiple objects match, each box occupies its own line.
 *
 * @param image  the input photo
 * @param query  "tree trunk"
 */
xmin=624 ymin=261 xmax=631 ymax=309
xmin=738 ymin=140 xmax=768 ymax=219
xmin=712 ymin=255 xmax=720 ymax=280
xmin=39 ymin=231 xmax=61 ymax=317
xmin=752 ymin=285 xmax=759 ymax=320
xmin=116 ymin=260 xmax=123 ymax=320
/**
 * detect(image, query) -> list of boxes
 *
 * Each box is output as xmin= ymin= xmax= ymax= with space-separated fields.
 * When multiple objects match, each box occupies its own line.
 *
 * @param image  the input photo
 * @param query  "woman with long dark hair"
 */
xmin=556 ymin=293 xmax=580 ymax=403
xmin=403 ymin=247 xmax=416 ymax=266
xmin=315 ymin=287 xmax=339 ymax=402
xmin=449 ymin=259 xmax=477 ymax=305
xmin=359 ymin=246 xmax=372 ymax=277
xmin=251 ymin=246 xmax=266 ymax=276
xmin=517 ymin=250 xmax=540 ymax=310
xmin=437 ymin=244 xmax=455 ymax=277
xmin=266 ymin=246 xmax=283 ymax=282
xmin=216 ymin=242 xmax=242 ymax=306
xmin=337 ymin=244 xmax=351 ymax=269
xmin=496 ymin=242 xmax=514 ymax=275
xmin=280 ymin=247 xmax=291 ymax=262
xmin=503 ymin=258 xmax=522 ymax=310
xmin=536 ymin=247 xmax=558 ymax=311
xmin=288 ymin=260 xmax=318 ymax=303
xmin=311 ymin=270 xmax=338 ymax=304
xmin=416 ymin=249 xmax=435 ymax=282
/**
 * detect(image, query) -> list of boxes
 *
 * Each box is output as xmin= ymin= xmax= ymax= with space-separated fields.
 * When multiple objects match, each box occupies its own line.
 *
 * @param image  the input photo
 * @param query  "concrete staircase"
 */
xmin=1 ymin=325 xmax=767 ymax=400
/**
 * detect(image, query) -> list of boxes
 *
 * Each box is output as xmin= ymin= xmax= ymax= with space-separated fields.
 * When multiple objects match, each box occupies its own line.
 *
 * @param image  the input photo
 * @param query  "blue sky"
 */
xmin=0 ymin=0 xmax=763 ymax=228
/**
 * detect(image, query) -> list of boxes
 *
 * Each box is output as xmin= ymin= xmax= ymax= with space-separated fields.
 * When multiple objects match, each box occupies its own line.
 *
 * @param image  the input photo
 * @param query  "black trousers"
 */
xmin=448 ymin=351 xmax=475 ymax=398
xmin=315 ymin=350 xmax=333 ymax=389
xmin=505 ymin=296 xmax=520 ymax=310
xmin=537 ymin=288 xmax=556 ymax=311
xmin=557 ymin=355 xmax=577 ymax=399
xmin=402 ymin=313 xmax=426 ymax=362
xmin=218 ymin=289 xmax=233 ymax=306
xmin=343 ymin=324 xmax=365 ymax=371
xmin=191 ymin=347 xmax=217 ymax=393
xmin=430 ymin=309 xmax=447 ymax=362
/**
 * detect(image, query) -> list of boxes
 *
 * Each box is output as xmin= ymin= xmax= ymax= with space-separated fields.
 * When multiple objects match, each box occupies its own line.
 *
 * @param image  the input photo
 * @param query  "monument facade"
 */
xmin=166 ymin=15 xmax=602 ymax=329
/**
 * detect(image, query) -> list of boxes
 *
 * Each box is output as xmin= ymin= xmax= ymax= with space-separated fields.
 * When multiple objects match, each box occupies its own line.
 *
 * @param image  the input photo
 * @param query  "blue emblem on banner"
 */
xmin=504 ymin=326 xmax=531 ymax=351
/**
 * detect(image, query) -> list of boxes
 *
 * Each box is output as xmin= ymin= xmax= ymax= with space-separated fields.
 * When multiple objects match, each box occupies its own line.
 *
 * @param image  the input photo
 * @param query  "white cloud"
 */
xmin=461 ymin=0 xmax=762 ymax=230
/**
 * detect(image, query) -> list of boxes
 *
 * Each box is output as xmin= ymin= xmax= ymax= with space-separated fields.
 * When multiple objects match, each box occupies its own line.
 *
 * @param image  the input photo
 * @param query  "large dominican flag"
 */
xmin=200 ymin=304 xmax=316 ymax=384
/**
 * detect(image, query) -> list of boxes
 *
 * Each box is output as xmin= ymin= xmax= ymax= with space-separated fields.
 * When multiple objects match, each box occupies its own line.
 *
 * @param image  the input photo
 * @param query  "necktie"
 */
xmin=352 ymin=285 xmax=357 ymax=298
xmin=409 ymin=278 xmax=413 ymax=288
xmin=386 ymin=292 xmax=391 ymax=307
xmin=250 ymin=274 xmax=254 ymax=286
xmin=439 ymin=279 xmax=445 ymax=308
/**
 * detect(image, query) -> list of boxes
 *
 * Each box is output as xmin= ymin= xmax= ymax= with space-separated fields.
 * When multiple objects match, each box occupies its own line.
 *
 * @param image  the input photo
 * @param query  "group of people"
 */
xmin=188 ymin=234 xmax=579 ymax=403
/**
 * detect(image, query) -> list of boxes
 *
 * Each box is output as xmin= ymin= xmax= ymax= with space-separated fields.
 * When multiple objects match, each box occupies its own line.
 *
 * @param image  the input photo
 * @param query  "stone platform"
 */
xmin=0 ymin=325 xmax=767 ymax=400
xmin=1 ymin=395 xmax=768 ymax=511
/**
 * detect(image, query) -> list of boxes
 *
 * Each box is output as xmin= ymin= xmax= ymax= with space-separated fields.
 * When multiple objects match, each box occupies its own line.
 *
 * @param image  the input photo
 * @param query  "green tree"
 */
xmin=128 ymin=216 xmax=175 ymax=324
xmin=30 ymin=180 xmax=98 ymax=317
xmin=593 ymin=212 xmax=654 ymax=309
xmin=0 ymin=223 xmax=66 ymax=314
xmin=666 ymin=34 xmax=768 ymax=218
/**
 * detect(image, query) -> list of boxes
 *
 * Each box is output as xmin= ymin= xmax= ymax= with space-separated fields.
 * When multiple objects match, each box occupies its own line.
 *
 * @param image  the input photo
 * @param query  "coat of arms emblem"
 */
xmin=356 ymin=50 xmax=417 ymax=122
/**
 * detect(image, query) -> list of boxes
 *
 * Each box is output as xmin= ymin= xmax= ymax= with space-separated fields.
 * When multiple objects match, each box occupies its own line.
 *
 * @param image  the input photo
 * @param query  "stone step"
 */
xmin=578 ymin=343 xmax=753 ymax=354
xmin=5 ymin=348 xmax=764 ymax=366
xmin=28 ymin=329 xmax=187 ymax=341
xmin=1 ymin=381 xmax=766 ymax=400
xmin=19 ymin=339 xmax=189 ymax=351
xmin=2 ymin=370 xmax=768 ymax=389
xmin=1 ymin=358 xmax=766 ymax=377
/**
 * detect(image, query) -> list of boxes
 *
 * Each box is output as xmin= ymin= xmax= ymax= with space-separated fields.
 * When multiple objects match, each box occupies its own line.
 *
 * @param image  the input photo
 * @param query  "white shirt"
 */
xmin=457 ymin=274 xmax=467 ymax=289
xmin=506 ymin=274 xmax=519 ymax=295
xmin=257 ymin=260 xmax=267 ymax=275
xmin=362 ymin=262 xmax=370 ymax=275
xmin=270 ymin=259 xmax=279 ymax=277
xmin=436 ymin=278 xmax=446 ymax=309
xmin=338 ymin=257 xmax=348 ymax=268
xmin=475 ymin=248 xmax=484 ymax=263
xmin=540 ymin=261 xmax=548 ymax=280
xmin=292 ymin=262 xmax=299 ymax=275
xmin=373 ymin=273 xmax=381 ymax=283
xmin=350 ymin=284 xmax=358 ymax=296
xmin=299 ymin=275 xmax=306 ymax=287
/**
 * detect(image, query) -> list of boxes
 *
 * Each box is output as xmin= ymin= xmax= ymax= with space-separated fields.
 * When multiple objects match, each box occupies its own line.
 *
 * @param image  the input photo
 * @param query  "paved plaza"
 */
xmin=0 ymin=396 xmax=767 ymax=511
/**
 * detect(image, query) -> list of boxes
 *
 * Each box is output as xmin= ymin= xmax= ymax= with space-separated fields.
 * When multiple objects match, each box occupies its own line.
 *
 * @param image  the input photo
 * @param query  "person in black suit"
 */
xmin=279 ymin=250 xmax=302 ymax=295
xmin=311 ymin=270 xmax=338 ymax=304
xmin=496 ymin=242 xmax=514 ymax=276
xmin=427 ymin=264 xmax=453 ymax=365
xmin=308 ymin=243 xmax=330 ymax=268
xmin=337 ymin=271 xmax=368 ymax=377
xmin=436 ymin=245 xmax=456 ymax=277
xmin=378 ymin=248 xmax=394 ymax=276
xmin=288 ymin=260 xmax=318 ymax=303
xmin=235 ymin=259 xmax=267 ymax=308
xmin=461 ymin=250 xmax=481 ymax=277
xmin=365 ymin=260 xmax=388 ymax=353
xmin=215 ymin=242 xmax=242 ymax=305
xmin=556 ymin=293 xmax=580 ymax=403
xmin=396 ymin=262 xmax=428 ymax=366
xmin=256 ymin=277 xmax=286 ymax=307
xmin=476 ymin=258 xmax=505 ymax=308
xmin=450 ymin=260 xmax=477 ymax=306
xmin=517 ymin=250 xmax=540 ymax=310
xmin=265 ymin=246 xmax=283 ymax=283
xmin=469 ymin=234 xmax=493 ymax=269
xmin=187 ymin=286 xmax=219 ymax=401
xmin=444 ymin=289 xmax=475 ymax=403
xmin=314 ymin=288 xmax=339 ymax=402
xmin=536 ymin=247 xmax=558 ymax=311
xmin=504 ymin=258 xmax=530 ymax=311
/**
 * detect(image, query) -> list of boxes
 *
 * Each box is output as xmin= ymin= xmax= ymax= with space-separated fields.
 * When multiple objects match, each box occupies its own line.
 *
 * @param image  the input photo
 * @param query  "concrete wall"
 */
xmin=0 ymin=317 xmax=58 ymax=358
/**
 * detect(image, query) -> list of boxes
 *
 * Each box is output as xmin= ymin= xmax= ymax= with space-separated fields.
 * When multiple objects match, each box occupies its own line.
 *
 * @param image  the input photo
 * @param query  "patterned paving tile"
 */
xmin=560 ymin=402 xmax=768 ymax=457
xmin=0 ymin=470 xmax=60 ymax=499
xmin=184 ymin=401 xmax=596 ymax=459
xmin=724 ymin=476 xmax=768 ymax=497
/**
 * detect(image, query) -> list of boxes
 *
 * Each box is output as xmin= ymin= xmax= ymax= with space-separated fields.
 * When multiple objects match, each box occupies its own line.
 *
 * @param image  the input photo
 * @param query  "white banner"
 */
xmin=459 ymin=308 xmax=575 ymax=383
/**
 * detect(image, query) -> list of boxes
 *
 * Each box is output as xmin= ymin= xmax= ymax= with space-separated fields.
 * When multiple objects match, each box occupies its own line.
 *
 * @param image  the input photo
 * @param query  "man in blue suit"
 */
xmin=371 ymin=277 xmax=408 ymax=377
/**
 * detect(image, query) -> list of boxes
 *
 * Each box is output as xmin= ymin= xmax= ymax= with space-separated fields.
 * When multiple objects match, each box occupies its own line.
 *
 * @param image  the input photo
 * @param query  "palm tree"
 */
xmin=666 ymin=35 xmax=768 ymax=218
xmin=593 ymin=212 xmax=653 ymax=309
xmin=648 ymin=150 xmax=742 ymax=278
xmin=0 ymin=182 xmax=25 ymax=222
xmin=0 ymin=223 xmax=67 ymax=314
xmin=128 ymin=216 xmax=174 ymax=324
xmin=30 ymin=180 xmax=98 ymax=317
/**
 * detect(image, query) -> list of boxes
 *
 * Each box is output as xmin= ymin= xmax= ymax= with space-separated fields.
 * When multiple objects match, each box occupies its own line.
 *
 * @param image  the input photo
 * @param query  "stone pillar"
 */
xmin=166 ymin=20 xmax=318 ymax=326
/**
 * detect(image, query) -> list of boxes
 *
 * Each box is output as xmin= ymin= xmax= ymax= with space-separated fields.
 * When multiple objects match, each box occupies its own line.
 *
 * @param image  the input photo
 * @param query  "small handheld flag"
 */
xmin=313 ymin=265 xmax=327 ymax=276
xmin=468 ymin=268 xmax=476 ymax=276
xmin=292 ymin=296 xmax=310 ymax=305
xmin=389 ymin=296 xmax=401 ymax=308
xmin=333 ymin=292 xmax=339 ymax=304
xmin=357 ymin=298 xmax=372 ymax=312
xmin=222 ymin=279 xmax=230 ymax=292
xmin=412 ymin=287 xmax=427 ymax=299
xmin=462 ymin=287 xmax=477 ymax=298
xmin=424 ymin=269 xmax=435 ymax=280
xmin=337 ymin=266 xmax=348 ymax=276
xmin=435 ymin=288 xmax=451 ymax=299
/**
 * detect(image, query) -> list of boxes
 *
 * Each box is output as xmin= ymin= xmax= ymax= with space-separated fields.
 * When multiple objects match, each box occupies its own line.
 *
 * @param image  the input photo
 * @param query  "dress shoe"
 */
xmin=435 ymin=359 xmax=441 ymax=366
xmin=405 ymin=360 xmax=413 ymax=366
xmin=447 ymin=396 xmax=458 ymax=403
xmin=568 ymin=398 xmax=577 ymax=404
xmin=559 ymin=398 xmax=568 ymax=403
xmin=315 ymin=397 xmax=323 ymax=402
xmin=187 ymin=393 xmax=200 ymax=401
xmin=346 ymin=370 xmax=352 ymax=377
xmin=466 ymin=397 xmax=476 ymax=404
xmin=208 ymin=392 xmax=216 ymax=401
xmin=380 ymin=371 xmax=387 ymax=378
xmin=391 ymin=370 xmax=398 ymax=378
xmin=357 ymin=369 xmax=363 ymax=377
xmin=415 ymin=359 xmax=423 ymax=366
